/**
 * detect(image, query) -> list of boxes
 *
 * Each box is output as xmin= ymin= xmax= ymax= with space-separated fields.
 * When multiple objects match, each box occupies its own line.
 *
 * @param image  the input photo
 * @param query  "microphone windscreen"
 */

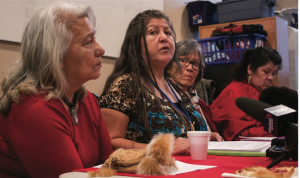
xmin=259 ymin=86 xmax=298 ymax=111
xmin=235 ymin=97 xmax=272 ymax=123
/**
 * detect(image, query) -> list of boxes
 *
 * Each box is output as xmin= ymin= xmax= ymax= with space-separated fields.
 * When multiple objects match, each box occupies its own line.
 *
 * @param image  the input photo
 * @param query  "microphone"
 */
xmin=235 ymin=97 xmax=296 ymax=137
xmin=263 ymin=104 xmax=296 ymax=136
xmin=235 ymin=97 xmax=272 ymax=123
xmin=235 ymin=87 xmax=298 ymax=162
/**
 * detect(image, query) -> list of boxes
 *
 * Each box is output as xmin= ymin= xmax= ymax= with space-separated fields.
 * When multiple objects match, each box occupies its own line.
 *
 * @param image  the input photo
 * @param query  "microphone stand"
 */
xmin=266 ymin=151 xmax=287 ymax=169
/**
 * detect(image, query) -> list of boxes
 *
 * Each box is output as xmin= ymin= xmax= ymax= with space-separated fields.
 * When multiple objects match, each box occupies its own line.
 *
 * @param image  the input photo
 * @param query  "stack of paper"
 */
xmin=207 ymin=141 xmax=271 ymax=157
xmin=239 ymin=136 xmax=276 ymax=141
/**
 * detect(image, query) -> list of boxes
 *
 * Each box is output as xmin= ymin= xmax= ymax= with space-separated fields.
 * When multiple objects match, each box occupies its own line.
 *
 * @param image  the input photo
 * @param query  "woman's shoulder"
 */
xmin=212 ymin=80 xmax=259 ymax=106
xmin=84 ymin=90 xmax=100 ymax=105
xmin=111 ymin=73 xmax=133 ymax=86
xmin=102 ymin=73 xmax=135 ymax=95
xmin=5 ymin=93 xmax=64 ymax=124
xmin=99 ymin=73 xmax=136 ymax=110
xmin=224 ymin=80 xmax=259 ymax=96
xmin=17 ymin=93 xmax=61 ymax=111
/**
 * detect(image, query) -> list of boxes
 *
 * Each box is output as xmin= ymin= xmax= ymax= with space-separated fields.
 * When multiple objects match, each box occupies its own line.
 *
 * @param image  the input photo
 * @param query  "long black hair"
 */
xmin=100 ymin=9 xmax=176 ymax=139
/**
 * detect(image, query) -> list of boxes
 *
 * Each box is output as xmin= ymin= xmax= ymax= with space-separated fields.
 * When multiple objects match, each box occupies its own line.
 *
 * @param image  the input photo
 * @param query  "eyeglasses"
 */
xmin=178 ymin=58 xmax=203 ymax=70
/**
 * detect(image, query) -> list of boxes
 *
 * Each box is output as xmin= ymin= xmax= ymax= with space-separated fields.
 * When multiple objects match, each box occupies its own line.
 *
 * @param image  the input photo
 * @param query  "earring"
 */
xmin=248 ymin=75 xmax=252 ymax=84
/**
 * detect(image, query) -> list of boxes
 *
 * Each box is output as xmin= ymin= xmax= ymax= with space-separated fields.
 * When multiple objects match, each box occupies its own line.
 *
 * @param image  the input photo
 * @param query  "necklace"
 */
xmin=152 ymin=79 xmax=195 ymax=131
xmin=165 ymin=79 xmax=195 ymax=130
xmin=62 ymin=92 xmax=78 ymax=126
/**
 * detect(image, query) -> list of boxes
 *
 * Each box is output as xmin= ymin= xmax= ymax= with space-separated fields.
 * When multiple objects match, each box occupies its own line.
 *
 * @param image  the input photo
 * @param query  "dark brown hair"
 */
xmin=100 ymin=9 xmax=176 ymax=140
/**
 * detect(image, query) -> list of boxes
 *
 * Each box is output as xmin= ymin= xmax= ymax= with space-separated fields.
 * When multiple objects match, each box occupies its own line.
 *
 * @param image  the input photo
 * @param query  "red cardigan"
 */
xmin=210 ymin=80 xmax=274 ymax=141
xmin=197 ymin=99 xmax=218 ymax=132
xmin=0 ymin=91 xmax=113 ymax=178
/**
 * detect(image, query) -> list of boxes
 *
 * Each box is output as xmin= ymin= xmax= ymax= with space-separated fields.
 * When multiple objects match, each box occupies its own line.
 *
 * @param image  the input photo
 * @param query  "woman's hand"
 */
xmin=172 ymin=137 xmax=190 ymax=155
xmin=210 ymin=132 xmax=224 ymax=142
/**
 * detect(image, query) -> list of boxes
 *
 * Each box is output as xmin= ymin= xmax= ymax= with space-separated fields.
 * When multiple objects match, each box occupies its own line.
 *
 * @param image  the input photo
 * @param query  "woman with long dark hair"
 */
xmin=99 ymin=10 xmax=213 ymax=155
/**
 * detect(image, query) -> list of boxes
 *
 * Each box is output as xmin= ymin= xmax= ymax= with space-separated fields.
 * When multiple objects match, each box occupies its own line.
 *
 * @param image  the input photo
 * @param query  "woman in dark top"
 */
xmin=99 ymin=10 xmax=216 ymax=155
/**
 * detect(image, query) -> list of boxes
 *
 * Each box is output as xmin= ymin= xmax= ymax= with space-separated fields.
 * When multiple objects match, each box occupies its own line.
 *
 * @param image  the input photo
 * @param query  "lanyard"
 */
xmin=152 ymin=80 xmax=193 ymax=124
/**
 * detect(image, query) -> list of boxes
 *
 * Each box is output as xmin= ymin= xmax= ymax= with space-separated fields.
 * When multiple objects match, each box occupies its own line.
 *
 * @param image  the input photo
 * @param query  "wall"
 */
xmin=0 ymin=41 xmax=21 ymax=82
xmin=164 ymin=0 xmax=199 ymax=40
xmin=0 ymin=0 xmax=297 ymax=95
xmin=0 ymin=0 xmax=196 ymax=95
xmin=0 ymin=0 xmax=164 ymax=58
xmin=0 ymin=40 xmax=117 ymax=96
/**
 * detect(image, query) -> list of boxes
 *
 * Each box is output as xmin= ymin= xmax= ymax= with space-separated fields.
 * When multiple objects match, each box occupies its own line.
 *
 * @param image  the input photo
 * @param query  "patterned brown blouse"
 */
xmin=99 ymin=73 xmax=207 ymax=143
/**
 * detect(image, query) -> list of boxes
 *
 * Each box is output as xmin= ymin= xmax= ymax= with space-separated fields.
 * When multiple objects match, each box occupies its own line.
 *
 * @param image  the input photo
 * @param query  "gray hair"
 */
xmin=175 ymin=39 xmax=205 ymax=84
xmin=0 ymin=2 xmax=96 ymax=115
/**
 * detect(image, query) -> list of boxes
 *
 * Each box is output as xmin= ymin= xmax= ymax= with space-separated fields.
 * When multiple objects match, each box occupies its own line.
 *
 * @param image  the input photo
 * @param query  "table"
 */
xmin=72 ymin=155 xmax=298 ymax=178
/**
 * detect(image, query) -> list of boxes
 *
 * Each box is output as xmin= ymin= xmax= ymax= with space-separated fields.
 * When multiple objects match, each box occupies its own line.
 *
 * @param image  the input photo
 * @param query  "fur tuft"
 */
xmin=137 ymin=133 xmax=177 ymax=175
xmin=92 ymin=166 xmax=116 ymax=177
xmin=137 ymin=157 xmax=167 ymax=175
xmin=87 ymin=171 xmax=96 ymax=177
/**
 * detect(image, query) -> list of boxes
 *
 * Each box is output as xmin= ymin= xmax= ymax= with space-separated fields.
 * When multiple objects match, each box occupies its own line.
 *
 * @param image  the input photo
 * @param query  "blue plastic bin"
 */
xmin=198 ymin=33 xmax=267 ymax=66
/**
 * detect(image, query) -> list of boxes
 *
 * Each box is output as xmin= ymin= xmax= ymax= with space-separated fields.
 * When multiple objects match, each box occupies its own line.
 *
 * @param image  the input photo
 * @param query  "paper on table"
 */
xmin=93 ymin=164 xmax=102 ymax=168
xmin=208 ymin=141 xmax=271 ymax=152
xmin=239 ymin=136 xmax=276 ymax=141
xmin=171 ymin=161 xmax=216 ymax=175
xmin=92 ymin=161 xmax=216 ymax=176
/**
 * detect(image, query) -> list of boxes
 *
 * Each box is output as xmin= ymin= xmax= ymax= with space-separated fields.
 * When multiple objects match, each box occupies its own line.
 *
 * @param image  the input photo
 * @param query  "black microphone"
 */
xmin=235 ymin=97 xmax=296 ymax=137
xmin=235 ymin=97 xmax=272 ymax=123
xmin=236 ymin=87 xmax=298 ymax=162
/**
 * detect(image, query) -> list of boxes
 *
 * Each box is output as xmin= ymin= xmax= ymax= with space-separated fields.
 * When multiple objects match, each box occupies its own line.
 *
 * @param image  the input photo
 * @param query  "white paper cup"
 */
xmin=187 ymin=131 xmax=211 ymax=160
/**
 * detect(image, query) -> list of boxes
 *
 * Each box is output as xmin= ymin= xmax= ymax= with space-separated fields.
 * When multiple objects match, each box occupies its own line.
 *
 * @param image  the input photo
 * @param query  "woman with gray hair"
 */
xmin=168 ymin=39 xmax=223 ymax=141
xmin=0 ymin=2 xmax=112 ymax=178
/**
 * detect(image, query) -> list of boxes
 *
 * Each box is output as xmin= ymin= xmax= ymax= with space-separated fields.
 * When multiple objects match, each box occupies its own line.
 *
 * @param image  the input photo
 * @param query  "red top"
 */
xmin=210 ymin=80 xmax=274 ymax=141
xmin=197 ymin=100 xmax=218 ymax=132
xmin=0 ymin=91 xmax=113 ymax=178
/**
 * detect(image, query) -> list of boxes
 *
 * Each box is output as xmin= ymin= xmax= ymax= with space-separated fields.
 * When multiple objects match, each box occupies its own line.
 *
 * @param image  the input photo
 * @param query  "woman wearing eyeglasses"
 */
xmin=167 ymin=39 xmax=223 ymax=141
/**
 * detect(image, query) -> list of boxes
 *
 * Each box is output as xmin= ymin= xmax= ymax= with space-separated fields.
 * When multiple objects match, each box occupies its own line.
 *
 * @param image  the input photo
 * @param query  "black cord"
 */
xmin=62 ymin=93 xmax=77 ymax=109
xmin=62 ymin=92 xmax=78 ymax=126
xmin=266 ymin=152 xmax=287 ymax=169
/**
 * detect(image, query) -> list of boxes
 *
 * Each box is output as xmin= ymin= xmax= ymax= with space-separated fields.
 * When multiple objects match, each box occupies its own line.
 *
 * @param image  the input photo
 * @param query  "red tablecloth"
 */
xmin=74 ymin=155 xmax=298 ymax=178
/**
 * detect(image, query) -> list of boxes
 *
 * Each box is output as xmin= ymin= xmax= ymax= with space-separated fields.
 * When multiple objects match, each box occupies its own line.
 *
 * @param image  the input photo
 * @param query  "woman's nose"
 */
xmin=267 ymin=74 xmax=275 ymax=81
xmin=159 ymin=32 xmax=167 ymax=42
xmin=186 ymin=62 xmax=193 ymax=71
xmin=95 ymin=41 xmax=105 ymax=57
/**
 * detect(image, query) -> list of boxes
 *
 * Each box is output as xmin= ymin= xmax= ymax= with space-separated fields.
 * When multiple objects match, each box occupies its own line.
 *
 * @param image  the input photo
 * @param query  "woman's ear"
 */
xmin=247 ymin=65 xmax=252 ymax=75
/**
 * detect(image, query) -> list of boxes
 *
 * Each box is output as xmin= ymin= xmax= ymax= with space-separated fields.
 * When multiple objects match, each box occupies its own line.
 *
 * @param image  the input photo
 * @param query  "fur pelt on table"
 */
xmin=88 ymin=133 xmax=177 ymax=177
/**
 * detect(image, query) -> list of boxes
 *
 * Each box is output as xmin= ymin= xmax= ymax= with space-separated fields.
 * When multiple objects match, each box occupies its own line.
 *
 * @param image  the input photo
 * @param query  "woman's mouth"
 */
xmin=183 ymin=75 xmax=192 ymax=80
xmin=160 ymin=46 xmax=170 ymax=51
xmin=96 ymin=62 xmax=102 ymax=67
